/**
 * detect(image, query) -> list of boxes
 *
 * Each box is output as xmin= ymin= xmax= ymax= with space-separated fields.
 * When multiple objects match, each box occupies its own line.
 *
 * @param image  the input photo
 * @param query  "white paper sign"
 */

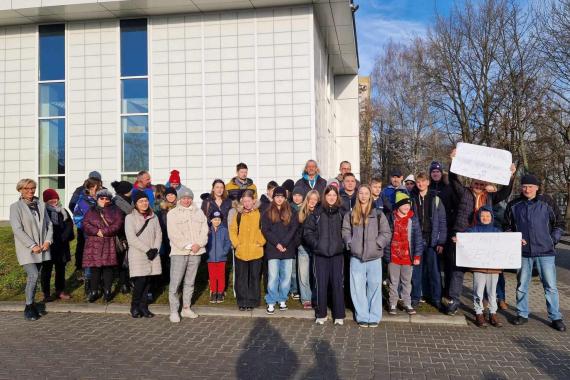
xmin=456 ymin=232 xmax=522 ymax=269
xmin=450 ymin=142 xmax=512 ymax=185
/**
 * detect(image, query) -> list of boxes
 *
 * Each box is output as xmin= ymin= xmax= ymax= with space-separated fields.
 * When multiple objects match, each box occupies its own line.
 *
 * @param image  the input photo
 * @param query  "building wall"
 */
xmin=149 ymin=6 xmax=314 ymax=196
xmin=0 ymin=26 xmax=36 ymax=218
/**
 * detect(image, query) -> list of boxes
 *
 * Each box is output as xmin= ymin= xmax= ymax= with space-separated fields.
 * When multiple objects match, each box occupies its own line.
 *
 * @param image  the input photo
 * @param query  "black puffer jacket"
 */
xmin=261 ymin=209 xmax=300 ymax=260
xmin=303 ymin=205 xmax=345 ymax=257
xmin=449 ymin=172 xmax=514 ymax=234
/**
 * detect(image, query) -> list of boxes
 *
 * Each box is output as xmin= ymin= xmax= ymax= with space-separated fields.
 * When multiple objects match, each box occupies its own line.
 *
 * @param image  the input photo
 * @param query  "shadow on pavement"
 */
xmin=514 ymin=337 xmax=570 ymax=380
xmin=301 ymin=339 xmax=340 ymax=380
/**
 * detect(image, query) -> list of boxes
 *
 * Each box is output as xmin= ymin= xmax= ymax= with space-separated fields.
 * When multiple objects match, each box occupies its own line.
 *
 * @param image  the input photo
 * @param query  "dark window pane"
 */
xmin=39 ymin=83 xmax=65 ymax=117
xmin=39 ymin=24 xmax=65 ymax=81
xmin=39 ymin=119 xmax=65 ymax=175
xmin=122 ymin=116 xmax=148 ymax=172
xmin=120 ymin=19 xmax=148 ymax=77
xmin=39 ymin=177 xmax=65 ymax=200
xmin=122 ymin=79 xmax=148 ymax=113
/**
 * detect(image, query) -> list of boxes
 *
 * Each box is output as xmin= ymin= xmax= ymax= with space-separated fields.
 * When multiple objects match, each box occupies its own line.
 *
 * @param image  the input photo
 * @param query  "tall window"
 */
xmin=120 ymin=19 xmax=149 ymax=179
xmin=38 ymin=24 xmax=66 ymax=197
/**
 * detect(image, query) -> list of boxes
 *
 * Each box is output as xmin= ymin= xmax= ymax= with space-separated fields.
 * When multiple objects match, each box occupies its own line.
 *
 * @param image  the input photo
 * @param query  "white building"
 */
xmin=0 ymin=0 xmax=359 ymax=218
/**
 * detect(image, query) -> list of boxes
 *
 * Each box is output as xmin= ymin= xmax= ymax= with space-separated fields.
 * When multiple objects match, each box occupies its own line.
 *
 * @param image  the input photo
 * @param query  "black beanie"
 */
xmin=282 ymin=179 xmax=295 ymax=193
xmin=521 ymin=174 xmax=540 ymax=186
xmin=133 ymin=191 xmax=149 ymax=204
xmin=165 ymin=187 xmax=178 ymax=198
xmin=273 ymin=186 xmax=288 ymax=198
xmin=111 ymin=180 xmax=133 ymax=195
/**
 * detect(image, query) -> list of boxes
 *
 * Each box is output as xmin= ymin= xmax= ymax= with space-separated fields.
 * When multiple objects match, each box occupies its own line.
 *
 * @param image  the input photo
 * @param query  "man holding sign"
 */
xmin=445 ymin=147 xmax=516 ymax=316
xmin=504 ymin=175 xmax=567 ymax=332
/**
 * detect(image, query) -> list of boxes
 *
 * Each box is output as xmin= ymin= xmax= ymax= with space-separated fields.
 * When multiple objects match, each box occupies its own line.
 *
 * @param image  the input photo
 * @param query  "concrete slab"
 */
xmin=411 ymin=313 xmax=468 ymax=326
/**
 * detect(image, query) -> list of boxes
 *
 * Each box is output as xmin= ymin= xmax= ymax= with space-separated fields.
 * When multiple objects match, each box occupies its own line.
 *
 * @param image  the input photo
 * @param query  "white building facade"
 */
xmin=0 ymin=0 xmax=359 ymax=219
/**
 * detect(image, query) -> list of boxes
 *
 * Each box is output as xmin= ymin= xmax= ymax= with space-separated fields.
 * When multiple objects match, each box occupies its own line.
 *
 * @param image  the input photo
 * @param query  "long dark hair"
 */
xmin=267 ymin=198 xmax=292 ymax=225
xmin=210 ymin=179 xmax=228 ymax=201
xmin=323 ymin=185 xmax=341 ymax=208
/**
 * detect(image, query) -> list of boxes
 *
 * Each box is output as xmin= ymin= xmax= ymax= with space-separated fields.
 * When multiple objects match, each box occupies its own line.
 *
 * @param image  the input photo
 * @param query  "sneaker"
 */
xmin=246 ymin=307 xmax=253 ymax=311
xmin=266 ymin=304 xmax=275 ymax=315
xmin=419 ymin=298 xmax=427 ymax=303
xmin=511 ymin=316 xmax=528 ymax=326
xmin=279 ymin=302 xmax=288 ymax=311
xmin=209 ymin=293 xmax=216 ymax=304
xmin=551 ymin=319 xmax=566 ymax=332
xmin=238 ymin=306 xmax=246 ymax=311
xmin=334 ymin=319 xmax=344 ymax=326
xmin=24 ymin=305 xmax=38 ymax=321
xmin=181 ymin=307 xmax=199 ymax=319
xmin=302 ymin=301 xmax=312 ymax=310
xmin=405 ymin=306 xmax=416 ymax=315
xmin=315 ymin=317 xmax=326 ymax=325
xmin=368 ymin=322 xmax=379 ymax=328
xmin=411 ymin=301 xmax=420 ymax=308
xmin=169 ymin=312 xmax=181 ymax=323
xmin=388 ymin=305 xmax=397 ymax=315
xmin=217 ymin=292 xmax=225 ymax=303
xmin=291 ymin=293 xmax=300 ymax=300
xmin=446 ymin=302 xmax=458 ymax=316
xmin=358 ymin=322 xmax=369 ymax=328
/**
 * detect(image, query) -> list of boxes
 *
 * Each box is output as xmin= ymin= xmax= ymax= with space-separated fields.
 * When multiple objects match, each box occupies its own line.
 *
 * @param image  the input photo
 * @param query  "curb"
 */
xmin=0 ymin=301 xmax=467 ymax=326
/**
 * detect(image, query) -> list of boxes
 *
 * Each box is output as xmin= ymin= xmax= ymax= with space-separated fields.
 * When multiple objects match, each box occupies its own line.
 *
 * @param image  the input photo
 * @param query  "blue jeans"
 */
xmin=290 ymin=255 xmax=299 ymax=295
xmin=411 ymin=246 xmax=442 ymax=306
xmin=350 ymin=257 xmax=383 ymax=324
xmin=516 ymin=256 xmax=562 ymax=321
xmin=265 ymin=259 xmax=293 ymax=305
xmin=297 ymin=245 xmax=312 ymax=303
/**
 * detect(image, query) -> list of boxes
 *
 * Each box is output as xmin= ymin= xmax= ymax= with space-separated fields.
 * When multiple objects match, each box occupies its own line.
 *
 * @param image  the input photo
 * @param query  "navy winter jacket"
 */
xmin=411 ymin=190 xmax=447 ymax=247
xmin=465 ymin=206 xmax=502 ymax=233
xmin=206 ymin=225 xmax=231 ymax=263
xmin=504 ymin=194 xmax=566 ymax=257
xmin=293 ymin=174 xmax=327 ymax=198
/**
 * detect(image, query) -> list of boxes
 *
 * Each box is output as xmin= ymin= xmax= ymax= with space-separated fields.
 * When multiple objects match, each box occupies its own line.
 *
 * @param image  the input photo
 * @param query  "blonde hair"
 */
xmin=352 ymin=185 xmax=373 ymax=226
xmin=16 ymin=178 xmax=37 ymax=192
xmin=298 ymin=190 xmax=320 ymax=223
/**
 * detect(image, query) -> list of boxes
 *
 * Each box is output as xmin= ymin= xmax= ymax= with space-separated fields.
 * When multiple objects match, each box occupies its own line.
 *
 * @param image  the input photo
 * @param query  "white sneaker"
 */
xmin=279 ymin=301 xmax=287 ymax=311
xmin=334 ymin=319 xmax=344 ymax=326
xmin=315 ymin=317 xmax=327 ymax=325
xmin=169 ymin=312 xmax=181 ymax=323
xmin=181 ymin=307 xmax=199 ymax=319
xmin=266 ymin=304 xmax=275 ymax=315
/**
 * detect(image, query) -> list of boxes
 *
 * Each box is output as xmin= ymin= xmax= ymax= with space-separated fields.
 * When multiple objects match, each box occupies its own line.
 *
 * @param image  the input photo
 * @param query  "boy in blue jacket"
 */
xmin=206 ymin=211 xmax=232 ymax=303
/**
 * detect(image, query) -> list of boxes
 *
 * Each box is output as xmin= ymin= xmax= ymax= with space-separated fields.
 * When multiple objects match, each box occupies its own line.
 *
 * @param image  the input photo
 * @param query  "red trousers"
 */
xmin=208 ymin=262 xmax=226 ymax=293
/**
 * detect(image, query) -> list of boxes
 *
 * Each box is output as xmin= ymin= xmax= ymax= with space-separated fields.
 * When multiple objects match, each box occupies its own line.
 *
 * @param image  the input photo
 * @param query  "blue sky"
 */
xmin=355 ymin=0 xmax=455 ymax=75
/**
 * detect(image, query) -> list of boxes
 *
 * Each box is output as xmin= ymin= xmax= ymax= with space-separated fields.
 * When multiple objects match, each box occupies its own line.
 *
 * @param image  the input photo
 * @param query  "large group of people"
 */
xmin=8 ymin=155 xmax=567 ymax=331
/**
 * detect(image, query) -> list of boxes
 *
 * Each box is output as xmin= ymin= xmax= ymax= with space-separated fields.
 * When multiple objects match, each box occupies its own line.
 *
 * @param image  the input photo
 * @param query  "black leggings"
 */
xmin=41 ymin=260 xmax=67 ymax=295
xmin=90 ymin=267 xmax=113 ymax=293
xmin=132 ymin=276 xmax=151 ymax=305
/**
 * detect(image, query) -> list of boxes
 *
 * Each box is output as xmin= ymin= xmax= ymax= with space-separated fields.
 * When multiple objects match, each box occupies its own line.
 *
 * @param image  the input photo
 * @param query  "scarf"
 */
xmin=46 ymin=203 xmax=68 ymax=226
xmin=22 ymin=197 xmax=40 ymax=221
xmin=391 ymin=210 xmax=414 ymax=265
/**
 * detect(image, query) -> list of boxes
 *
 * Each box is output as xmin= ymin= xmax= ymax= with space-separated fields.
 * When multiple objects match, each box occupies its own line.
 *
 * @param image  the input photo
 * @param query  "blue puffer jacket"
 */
xmin=72 ymin=192 xmax=96 ymax=229
xmin=504 ymin=194 xmax=566 ymax=257
xmin=384 ymin=211 xmax=425 ymax=264
xmin=465 ymin=206 xmax=502 ymax=233
xmin=206 ymin=225 xmax=231 ymax=263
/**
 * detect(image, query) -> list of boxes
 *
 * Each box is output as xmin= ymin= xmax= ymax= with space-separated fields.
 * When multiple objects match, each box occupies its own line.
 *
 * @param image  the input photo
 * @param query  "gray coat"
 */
xmin=125 ymin=210 xmax=162 ymax=278
xmin=342 ymin=208 xmax=391 ymax=262
xmin=10 ymin=198 xmax=53 ymax=265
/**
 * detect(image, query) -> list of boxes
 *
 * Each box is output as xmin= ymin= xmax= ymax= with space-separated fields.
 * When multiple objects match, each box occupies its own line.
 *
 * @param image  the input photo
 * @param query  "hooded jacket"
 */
xmin=411 ymin=189 xmax=447 ymax=247
xmin=342 ymin=208 xmax=392 ymax=262
xmin=206 ymin=224 xmax=231 ymax=263
xmin=72 ymin=192 xmax=96 ymax=230
xmin=504 ymin=194 xmax=566 ymax=257
xmin=226 ymin=177 xmax=257 ymax=200
xmin=339 ymin=189 xmax=357 ymax=216
xmin=261 ymin=207 xmax=300 ymax=260
xmin=384 ymin=210 xmax=424 ymax=264
xmin=465 ymin=206 xmax=502 ymax=273
xmin=293 ymin=173 xmax=327 ymax=198
xmin=229 ymin=201 xmax=266 ymax=261
xmin=303 ymin=205 xmax=345 ymax=258
xmin=167 ymin=204 xmax=209 ymax=256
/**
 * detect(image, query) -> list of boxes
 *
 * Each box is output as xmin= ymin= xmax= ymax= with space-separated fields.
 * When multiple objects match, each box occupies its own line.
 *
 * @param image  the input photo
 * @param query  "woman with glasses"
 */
xmin=82 ymin=189 xmax=124 ymax=303
xmin=9 ymin=179 xmax=53 ymax=321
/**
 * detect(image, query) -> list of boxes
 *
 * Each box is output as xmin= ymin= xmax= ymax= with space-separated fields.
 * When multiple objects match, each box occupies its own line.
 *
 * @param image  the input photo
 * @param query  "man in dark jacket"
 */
xmin=504 ymin=174 xmax=566 ymax=332
xmin=339 ymin=173 xmax=358 ymax=216
xmin=410 ymin=172 xmax=447 ymax=309
xmin=293 ymin=160 xmax=327 ymax=198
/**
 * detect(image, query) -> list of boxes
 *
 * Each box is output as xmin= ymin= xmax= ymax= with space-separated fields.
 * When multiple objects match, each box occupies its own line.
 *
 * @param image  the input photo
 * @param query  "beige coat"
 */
xmin=10 ymin=198 xmax=53 ymax=265
xmin=125 ymin=210 xmax=162 ymax=277
xmin=167 ymin=204 xmax=209 ymax=256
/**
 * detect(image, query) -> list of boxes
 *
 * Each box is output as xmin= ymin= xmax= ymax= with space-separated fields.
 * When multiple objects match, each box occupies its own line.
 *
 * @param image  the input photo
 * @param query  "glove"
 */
xmin=146 ymin=248 xmax=159 ymax=261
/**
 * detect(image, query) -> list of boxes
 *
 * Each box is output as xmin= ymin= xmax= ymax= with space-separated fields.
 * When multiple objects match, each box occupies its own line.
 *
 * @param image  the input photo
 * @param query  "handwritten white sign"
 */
xmin=450 ymin=142 xmax=512 ymax=185
xmin=456 ymin=232 xmax=522 ymax=269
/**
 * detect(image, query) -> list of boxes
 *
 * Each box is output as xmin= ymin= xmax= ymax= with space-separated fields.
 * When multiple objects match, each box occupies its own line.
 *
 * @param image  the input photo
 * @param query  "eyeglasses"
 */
xmin=98 ymin=197 xmax=110 ymax=200
xmin=23 ymin=187 xmax=36 ymax=191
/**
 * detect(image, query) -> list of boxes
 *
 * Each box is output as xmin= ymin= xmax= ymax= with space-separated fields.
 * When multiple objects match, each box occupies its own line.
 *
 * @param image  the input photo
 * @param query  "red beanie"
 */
xmin=169 ymin=170 xmax=181 ymax=184
xmin=43 ymin=188 xmax=59 ymax=203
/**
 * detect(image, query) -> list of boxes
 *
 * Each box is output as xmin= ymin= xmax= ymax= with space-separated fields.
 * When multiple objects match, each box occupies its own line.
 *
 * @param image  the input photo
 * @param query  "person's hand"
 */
xmin=41 ymin=241 xmax=51 ymax=251
xmin=191 ymin=244 xmax=201 ymax=253
xmin=31 ymin=245 xmax=42 ymax=254
xmin=522 ymin=239 xmax=527 ymax=246
xmin=510 ymin=163 xmax=516 ymax=176
xmin=450 ymin=148 xmax=457 ymax=159
xmin=276 ymin=243 xmax=286 ymax=252
xmin=452 ymin=236 xmax=457 ymax=244
xmin=97 ymin=229 xmax=104 ymax=238
xmin=436 ymin=245 xmax=444 ymax=254
xmin=413 ymin=258 xmax=420 ymax=266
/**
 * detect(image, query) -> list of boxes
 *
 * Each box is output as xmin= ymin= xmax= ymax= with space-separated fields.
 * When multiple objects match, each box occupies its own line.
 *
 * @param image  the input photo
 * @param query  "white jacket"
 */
xmin=167 ymin=204 xmax=209 ymax=256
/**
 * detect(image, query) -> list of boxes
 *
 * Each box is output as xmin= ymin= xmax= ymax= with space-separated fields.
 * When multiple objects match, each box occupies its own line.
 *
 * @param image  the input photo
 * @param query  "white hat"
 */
xmin=404 ymin=174 xmax=415 ymax=183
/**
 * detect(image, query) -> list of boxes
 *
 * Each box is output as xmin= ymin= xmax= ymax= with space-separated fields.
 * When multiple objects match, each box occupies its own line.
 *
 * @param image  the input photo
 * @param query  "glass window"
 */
xmin=39 ymin=119 xmax=65 ymax=175
xmin=121 ymin=79 xmax=148 ymax=113
xmin=39 ymin=83 xmax=65 ymax=117
xmin=120 ymin=19 xmax=148 ymax=77
xmin=122 ymin=115 xmax=148 ymax=172
xmin=39 ymin=177 xmax=65 ymax=200
xmin=39 ymin=24 xmax=65 ymax=81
